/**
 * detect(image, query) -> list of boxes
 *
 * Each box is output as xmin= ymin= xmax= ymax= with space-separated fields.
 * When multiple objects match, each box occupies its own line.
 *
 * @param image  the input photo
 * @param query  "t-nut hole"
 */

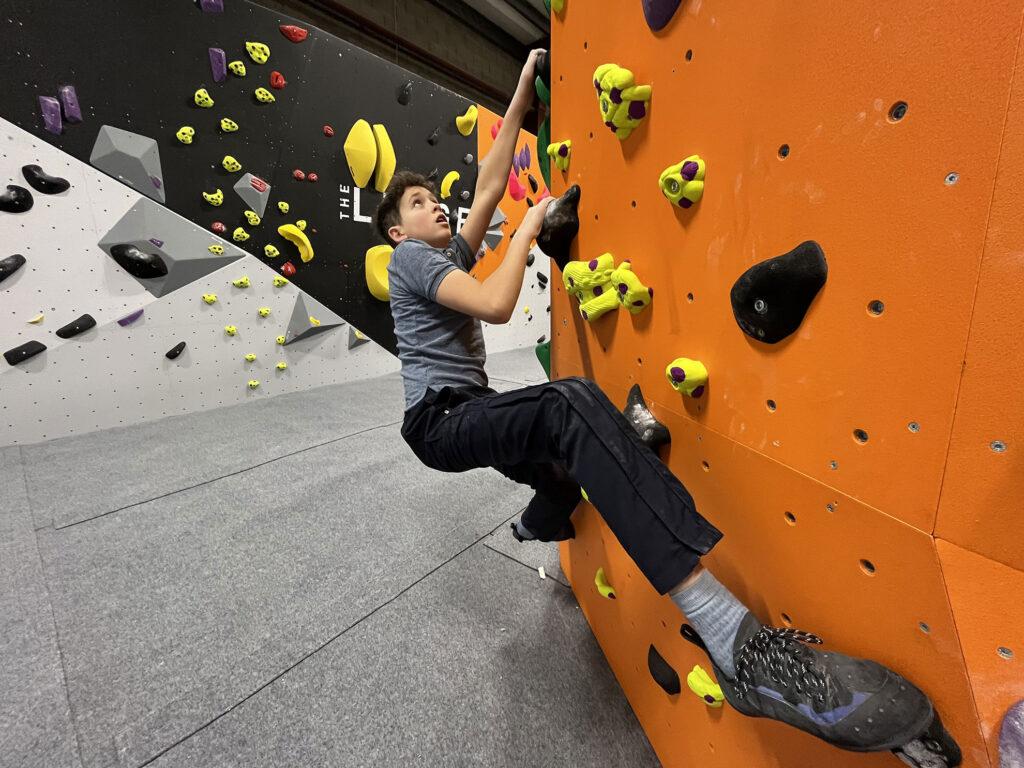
xmin=685 ymin=49 xmax=693 ymax=61
xmin=998 ymin=646 xmax=1014 ymax=660
xmin=888 ymin=101 xmax=908 ymax=122
xmin=918 ymin=622 xmax=931 ymax=634
xmin=686 ymin=292 xmax=694 ymax=302
xmin=784 ymin=511 xmax=796 ymax=525
xmin=868 ymin=300 xmax=885 ymax=316
xmin=859 ymin=559 xmax=876 ymax=576
xmin=583 ymin=41 xmax=588 ymax=50
xmin=854 ymin=429 xmax=869 ymax=444
xmin=780 ymin=612 xmax=793 ymax=627
xmin=701 ymin=460 xmax=710 ymax=472
xmin=778 ymin=144 xmax=790 ymax=159
xmin=766 ymin=399 xmax=777 ymax=412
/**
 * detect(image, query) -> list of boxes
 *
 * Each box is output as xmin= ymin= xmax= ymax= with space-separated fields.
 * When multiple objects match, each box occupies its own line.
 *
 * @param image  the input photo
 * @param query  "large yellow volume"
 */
xmin=344 ymin=119 xmax=377 ymax=188
xmin=372 ymin=124 xmax=396 ymax=193
xmin=365 ymin=244 xmax=393 ymax=301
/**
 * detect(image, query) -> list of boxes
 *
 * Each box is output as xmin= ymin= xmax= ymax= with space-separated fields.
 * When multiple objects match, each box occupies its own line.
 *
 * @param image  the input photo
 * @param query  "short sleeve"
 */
xmin=390 ymin=239 xmax=459 ymax=301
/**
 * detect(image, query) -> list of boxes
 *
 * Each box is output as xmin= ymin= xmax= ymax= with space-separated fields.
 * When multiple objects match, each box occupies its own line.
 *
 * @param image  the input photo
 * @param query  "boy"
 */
xmin=375 ymin=50 xmax=958 ymax=768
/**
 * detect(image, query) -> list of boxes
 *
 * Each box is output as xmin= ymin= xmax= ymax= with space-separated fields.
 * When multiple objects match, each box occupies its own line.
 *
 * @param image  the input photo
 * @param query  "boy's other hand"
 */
xmin=515 ymin=196 xmax=554 ymax=242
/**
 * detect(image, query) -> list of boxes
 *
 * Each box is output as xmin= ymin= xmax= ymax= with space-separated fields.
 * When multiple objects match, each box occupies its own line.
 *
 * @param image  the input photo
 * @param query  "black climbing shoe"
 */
xmin=683 ymin=613 xmax=961 ymax=764
xmin=510 ymin=519 xmax=575 ymax=543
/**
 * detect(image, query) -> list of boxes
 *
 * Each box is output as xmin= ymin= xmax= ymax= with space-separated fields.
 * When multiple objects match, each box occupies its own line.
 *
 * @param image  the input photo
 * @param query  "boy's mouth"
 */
xmin=436 ymin=213 xmax=448 ymax=226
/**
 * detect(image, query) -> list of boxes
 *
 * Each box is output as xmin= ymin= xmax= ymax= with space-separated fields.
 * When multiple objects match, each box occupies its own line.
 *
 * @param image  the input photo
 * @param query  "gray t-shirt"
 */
xmin=388 ymin=233 xmax=488 ymax=411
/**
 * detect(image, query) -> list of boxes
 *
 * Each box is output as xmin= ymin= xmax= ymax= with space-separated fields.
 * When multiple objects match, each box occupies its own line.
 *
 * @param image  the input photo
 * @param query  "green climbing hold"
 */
xmin=537 ymin=116 xmax=552 ymax=189
xmin=535 ymin=339 xmax=551 ymax=380
xmin=535 ymin=75 xmax=550 ymax=105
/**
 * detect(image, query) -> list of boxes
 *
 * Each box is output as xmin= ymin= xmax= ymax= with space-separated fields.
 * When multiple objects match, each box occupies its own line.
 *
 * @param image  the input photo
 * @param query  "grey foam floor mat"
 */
xmin=483 ymin=511 xmax=569 ymax=587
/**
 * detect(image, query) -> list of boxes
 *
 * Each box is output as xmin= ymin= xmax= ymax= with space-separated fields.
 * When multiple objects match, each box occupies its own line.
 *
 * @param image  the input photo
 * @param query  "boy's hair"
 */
xmin=374 ymin=170 xmax=438 ymax=247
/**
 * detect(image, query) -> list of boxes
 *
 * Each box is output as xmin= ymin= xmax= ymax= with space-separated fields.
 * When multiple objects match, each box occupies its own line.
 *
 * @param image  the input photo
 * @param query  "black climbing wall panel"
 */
xmin=0 ymin=0 xmax=478 ymax=356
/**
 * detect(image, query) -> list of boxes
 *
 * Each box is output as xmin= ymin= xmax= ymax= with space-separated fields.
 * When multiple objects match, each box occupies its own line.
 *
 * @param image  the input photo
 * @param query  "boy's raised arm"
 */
xmin=459 ymin=49 xmax=545 ymax=256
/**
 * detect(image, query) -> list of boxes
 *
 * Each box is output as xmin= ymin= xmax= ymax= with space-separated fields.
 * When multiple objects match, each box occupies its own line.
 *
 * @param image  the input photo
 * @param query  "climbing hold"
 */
xmin=507 ymin=170 xmax=525 ymax=202
xmin=397 ymin=81 xmax=413 ymax=105
xmin=202 ymin=293 xmax=218 ymax=304
xmin=464 ymin=153 xmax=474 ymax=165
xmin=323 ymin=125 xmax=335 ymax=137
xmin=258 ymin=307 xmax=271 ymax=317
xmin=245 ymin=41 xmax=270 ymax=64
xmin=659 ymin=155 xmax=706 ymax=208
xmin=1001 ymin=700 xmax=1024 ymax=768
xmin=578 ymin=283 xmax=621 ymax=322
xmin=232 ymin=276 xmax=250 ymax=288
xmin=440 ymin=171 xmax=460 ymax=199
xmin=264 ymin=244 xmax=280 ymax=258
xmin=232 ymin=226 xmax=249 ymax=242
xmin=365 ymin=244 xmax=394 ymax=302
xmin=220 ymin=117 xmax=239 ymax=132
xmin=535 ymin=75 xmax=550 ymax=105
xmin=28 ymin=314 xmax=44 ymax=325
xmin=686 ymin=665 xmax=724 ymax=707
xmin=38 ymin=96 xmax=62 ymax=135
xmin=273 ymin=276 xmax=289 ymax=287
xmin=269 ymin=71 xmax=286 ymax=89
xmin=372 ymin=123 xmax=396 ymax=192
xmin=116 ymin=309 xmax=144 ymax=326
xmin=594 ymin=567 xmax=616 ymax=599
xmin=610 ymin=261 xmax=653 ymax=314
xmin=547 ymin=139 xmax=572 ymax=172
xmin=248 ymin=379 xmax=260 ymax=389
xmin=623 ymin=383 xmax=671 ymax=451
xmin=228 ymin=60 xmax=247 ymax=77
xmin=276 ymin=335 xmax=286 ymax=345
xmin=426 ymin=168 xmax=439 ymax=182
xmin=537 ymin=116 xmax=552 ymax=188
xmin=208 ymin=244 xmax=224 ymax=255
xmin=0 ymin=185 xmax=33 ymax=214
xmin=292 ymin=169 xmax=306 ymax=181
xmin=225 ymin=325 xmax=238 ymax=336
xmin=20 ymin=164 xmax=69 ymax=196
xmin=209 ymin=47 xmax=227 ymax=82
xmin=281 ymin=261 xmax=296 ymax=276
xmin=194 ymin=88 xmax=214 ymax=108
xmin=730 ymin=241 xmax=828 ymax=344
xmin=0 ymin=254 xmax=27 ymax=285
xmin=5 ymin=340 xmax=46 ymax=366
xmin=276 ymin=361 xmax=288 ymax=370
xmin=665 ymin=358 xmax=709 ymax=398
xmin=278 ymin=201 xmax=290 ymax=214
xmin=427 ymin=127 xmax=440 ymax=146
xmin=295 ymin=219 xmax=307 ymax=231
xmin=520 ymin=145 xmax=532 ymax=169
xmin=176 ymin=126 xmax=195 ymax=144
xmin=211 ymin=221 xmax=226 ymax=234
xmin=280 ymin=24 xmax=308 ymax=42
xmin=460 ymin=190 xmax=471 ymax=201
xmin=245 ymin=353 xmax=257 ymax=362
xmin=593 ymin=63 xmax=652 ymax=140
xmin=165 ymin=341 xmax=186 ymax=360
xmin=309 ymin=316 xmax=321 ymax=327
xmin=307 ymin=172 xmax=319 ymax=183
xmin=222 ymin=155 xmax=242 ymax=172
xmin=203 ymin=188 xmax=224 ymax=206
xmin=55 ymin=313 xmax=96 ymax=339
xmin=642 ymin=0 xmax=683 ymax=31
xmin=344 ymin=119 xmax=377 ymax=187
xmin=278 ymin=223 xmax=313 ymax=262
xmin=562 ymin=253 xmax=613 ymax=299
xmin=254 ymin=87 xmax=276 ymax=103
xmin=244 ymin=210 xmax=261 ymax=226
xmin=647 ymin=645 xmax=681 ymax=696
xmin=58 ymin=85 xmax=82 ymax=123
xmin=198 ymin=0 xmax=223 ymax=11
xmin=536 ymin=184 xmax=581 ymax=271
xmin=456 ymin=104 xmax=478 ymax=136
xmin=527 ymin=174 xmax=539 ymax=194
xmin=109 ymin=244 xmax=168 ymax=279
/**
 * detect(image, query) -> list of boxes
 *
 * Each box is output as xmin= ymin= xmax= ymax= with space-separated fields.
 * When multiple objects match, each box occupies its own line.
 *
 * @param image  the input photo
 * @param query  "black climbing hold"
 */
xmin=427 ymin=127 xmax=440 ymax=145
xmin=165 ymin=341 xmax=186 ymax=360
xmin=5 ymin=340 xmax=46 ymax=366
xmin=0 ymin=254 xmax=26 ymax=285
xmin=679 ymin=623 xmax=707 ymax=651
xmin=527 ymin=174 xmax=539 ymax=194
xmin=536 ymin=184 xmax=581 ymax=272
xmin=526 ymin=198 xmax=535 ymax=208
xmin=623 ymin=383 xmax=671 ymax=451
xmin=647 ymin=644 xmax=681 ymax=695
xmin=426 ymin=167 xmax=439 ymax=182
xmin=642 ymin=0 xmax=683 ymax=31
xmin=536 ymin=271 xmax=548 ymax=286
xmin=537 ymin=334 xmax=546 ymax=344
xmin=109 ymin=243 xmax=169 ymax=279
xmin=730 ymin=241 xmax=827 ymax=344
xmin=397 ymin=81 xmax=413 ymax=105
xmin=526 ymin=251 xmax=535 ymax=267
xmin=22 ymin=164 xmax=70 ymax=195
xmin=0 ymin=184 xmax=34 ymax=213
xmin=55 ymin=313 xmax=96 ymax=339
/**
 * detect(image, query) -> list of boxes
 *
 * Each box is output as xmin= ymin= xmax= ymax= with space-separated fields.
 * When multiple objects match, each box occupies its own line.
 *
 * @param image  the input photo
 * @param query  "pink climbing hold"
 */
xmin=307 ymin=172 xmax=319 ymax=183
xmin=293 ymin=169 xmax=306 ymax=181
xmin=508 ymin=169 xmax=526 ymax=202
xmin=491 ymin=120 xmax=502 ymax=140
xmin=323 ymin=124 xmax=335 ymax=137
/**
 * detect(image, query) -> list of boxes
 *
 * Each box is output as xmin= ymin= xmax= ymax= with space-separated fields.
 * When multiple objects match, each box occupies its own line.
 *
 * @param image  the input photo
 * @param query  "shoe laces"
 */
xmin=734 ymin=626 xmax=831 ymax=706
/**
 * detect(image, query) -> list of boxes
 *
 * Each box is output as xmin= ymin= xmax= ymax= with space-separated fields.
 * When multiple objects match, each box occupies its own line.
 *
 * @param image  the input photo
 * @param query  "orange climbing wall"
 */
xmin=540 ymin=2 xmax=1024 ymax=767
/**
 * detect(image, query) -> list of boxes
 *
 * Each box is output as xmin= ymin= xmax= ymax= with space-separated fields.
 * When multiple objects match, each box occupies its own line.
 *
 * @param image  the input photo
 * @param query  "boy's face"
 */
xmin=389 ymin=186 xmax=451 ymax=248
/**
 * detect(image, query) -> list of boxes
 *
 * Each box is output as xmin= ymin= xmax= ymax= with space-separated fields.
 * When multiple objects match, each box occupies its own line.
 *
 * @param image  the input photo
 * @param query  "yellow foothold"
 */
xmin=455 ymin=104 xmax=478 ymax=136
xmin=309 ymin=316 xmax=320 ymax=326
xmin=594 ymin=567 xmax=617 ymax=599
xmin=203 ymin=188 xmax=224 ymax=206
xmin=228 ymin=60 xmax=247 ymax=77
xmin=224 ymin=325 xmax=238 ymax=336
xmin=176 ymin=126 xmax=195 ymax=144
xmin=686 ymin=665 xmax=725 ymax=707
xmin=278 ymin=223 xmax=314 ymax=263
xmin=278 ymin=201 xmax=290 ymax=214
xmin=202 ymin=293 xmax=218 ymax=304
xmin=220 ymin=117 xmax=239 ymax=132
xmin=276 ymin=361 xmax=288 ymax=371
xmin=273 ymin=276 xmax=289 ymax=287
xmin=665 ymin=357 xmax=709 ymax=398
xmin=343 ymin=118 xmax=377 ymax=188
xmin=276 ymin=334 xmax=286 ymax=345
xmin=222 ymin=155 xmax=242 ymax=172
xmin=208 ymin=244 xmax=224 ymax=255
xmin=248 ymin=379 xmax=260 ymax=389
xmin=244 ymin=210 xmax=261 ymax=226
xmin=440 ymin=170 xmax=460 ymax=199
xmin=371 ymin=123 xmax=397 ymax=192
xmin=581 ymin=486 xmax=589 ymax=501
xmin=232 ymin=227 xmax=250 ymax=242
xmin=295 ymin=219 xmax=307 ymax=232
xmin=194 ymin=88 xmax=214 ymax=108
xmin=264 ymin=244 xmax=280 ymax=258
xmin=258 ymin=307 xmax=271 ymax=317
xmin=354 ymin=329 xmax=367 ymax=340
xmin=365 ymin=243 xmax=394 ymax=302
xmin=27 ymin=313 xmax=44 ymax=324
xmin=245 ymin=41 xmax=270 ymax=64
xmin=254 ymin=87 xmax=276 ymax=104
xmin=232 ymin=276 xmax=251 ymax=288
xmin=244 ymin=353 xmax=257 ymax=362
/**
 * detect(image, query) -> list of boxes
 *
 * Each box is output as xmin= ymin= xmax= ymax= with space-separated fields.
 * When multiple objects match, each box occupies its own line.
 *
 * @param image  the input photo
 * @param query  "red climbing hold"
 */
xmin=270 ymin=71 xmax=286 ymax=89
xmin=323 ymin=125 xmax=335 ymax=137
xmin=293 ymin=169 xmax=306 ymax=181
xmin=307 ymin=172 xmax=319 ymax=183
xmin=279 ymin=24 xmax=308 ymax=43
xmin=281 ymin=261 xmax=296 ymax=276
xmin=250 ymin=176 xmax=269 ymax=193
xmin=211 ymin=221 xmax=226 ymax=234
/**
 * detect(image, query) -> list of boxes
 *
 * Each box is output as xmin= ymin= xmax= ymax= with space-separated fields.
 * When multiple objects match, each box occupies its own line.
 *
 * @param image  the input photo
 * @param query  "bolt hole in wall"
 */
xmin=780 ymin=612 xmax=793 ymax=627
xmin=859 ymin=558 xmax=876 ymax=576
xmin=868 ymin=299 xmax=884 ymax=316
xmin=784 ymin=511 xmax=796 ymax=525
xmin=685 ymin=49 xmax=693 ymax=61
xmin=766 ymin=399 xmax=776 ymax=412
xmin=888 ymin=100 xmax=908 ymax=122
xmin=853 ymin=429 xmax=868 ymax=444
xmin=998 ymin=646 xmax=1014 ymax=660
xmin=778 ymin=143 xmax=790 ymax=159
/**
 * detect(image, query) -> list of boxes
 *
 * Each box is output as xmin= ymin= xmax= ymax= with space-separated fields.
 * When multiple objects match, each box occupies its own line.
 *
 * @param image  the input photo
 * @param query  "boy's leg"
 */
xmin=492 ymin=460 xmax=579 ymax=541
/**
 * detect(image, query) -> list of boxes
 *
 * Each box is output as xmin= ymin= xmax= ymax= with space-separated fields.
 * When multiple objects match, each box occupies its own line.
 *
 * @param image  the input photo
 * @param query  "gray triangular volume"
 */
xmin=483 ymin=229 xmax=504 ymax=252
xmin=347 ymin=325 xmax=370 ymax=349
xmin=284 ymin=294 xmax=345 ymax=345
xmin=89 ymin=125 xmax=165 ymax=203
xmin=489 ymin=206 xmax=507 ymax=228
xmin=233 ymin=173 xmax=271 ymax=218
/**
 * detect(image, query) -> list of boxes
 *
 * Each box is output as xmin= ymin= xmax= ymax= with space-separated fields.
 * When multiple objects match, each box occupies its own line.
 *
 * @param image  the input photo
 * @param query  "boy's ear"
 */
xmin=388 ymin=223 xmax=407 ymax=244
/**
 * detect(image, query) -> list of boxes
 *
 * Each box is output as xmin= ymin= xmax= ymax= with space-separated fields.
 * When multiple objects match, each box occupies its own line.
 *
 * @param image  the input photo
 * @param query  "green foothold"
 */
xmin=538 ymin=116 xmax=552 ymax=189
xmin=543 ymin=0 xmax=551 ymax=11
xmin=535 ymin=339 xmax=551 ymax=380
xmin=535 ymin=75 xmax=550 ymax=105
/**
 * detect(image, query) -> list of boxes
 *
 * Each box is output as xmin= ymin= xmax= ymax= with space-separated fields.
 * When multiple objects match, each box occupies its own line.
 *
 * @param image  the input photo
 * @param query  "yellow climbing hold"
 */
xmin=244 ymin=353 xmax=257 ymax=362
xmin=547 ymin=139 xmax=572 ymax=172
xmin=203 ymin=188 xmax=224 ymax=206
xmin=593 ymin=63 xmax=651 ymax=140
xmin=371 ymin=123 xmax=396 ymax=192
xmin=208 ymin=244 xmax=224 ymax=255
xmin=273 ymin=276 xmax=289 ymax=287
xmin=309 ymin=316 xmax=320 ymax=327
xmin=264 ymin=244 xmax=280 ymax=258
xmin=455 ymin=104 xmax=478 ymax=136
xmin=244 ymin=210 xmax=261 ymax=226
xmin=254 ymin=87 xmax=275 ymax=103
xmin=344 ymin=119 xmax=377 ymax=188
xmin=248 ymin=379 xmax=260 ymax=389
xmin=659 ymin=154 xmax=706 ymax=209
xmin=594 ymin=567 xmax=616 ymax=599
xmin=278 ymin=223 xmax=313 ymax=263
xmin=220 ymin=117 xmax=239 ymax=132
xmin=551 ymin=0 xmax=565 ymax=11
xmin=258 ymin=307 xmax=271 ymax=317
xmin=27 ymin=313 xmax=44 ymax=324
xmin=225 ymin=325 xmax=238 ymax=336
xmin=202 ymin=293 xmax=218 ymax=304
xmin=245 ymin=41 xmax=270 ymax=64
xmin=232 ymin=276 xmax=250 ymax=288
xmin=665 ymin=357 xmax=709 ymax=398
xmin=277 ymin=201 xmax=289 ymax=214
xmin=686 ymin=665 xmax=724 ymax=707
xmin=176 ymin=126 xmax=195 ymax=144
xmin=222 ymin=155 xmax=242 ymax=172
xmin=365 ymin=243 xmax=394 ymax=302
xmin=194 ymin=88 xmax=214 ymax=108
xmin=276 ymin=334 xmax=286 ymax=345
xmin=276 ymin=361 xmax=288 ymax=371
xmin=609 ymin=260 xmax=652 ymax=314
xmin=295 ymin=219 xmax=307 ymax=232
xmin=232 ymin=227 xmax=249 ymax=242
xmin=228 ymin=60 xmax=247 ymax=77
xmin=440 ymin=171 xmax=460 ymax=199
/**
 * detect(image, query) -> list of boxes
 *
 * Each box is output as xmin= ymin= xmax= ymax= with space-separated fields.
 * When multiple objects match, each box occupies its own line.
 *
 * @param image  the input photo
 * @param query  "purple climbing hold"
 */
xmin=0 ymin=254 xmax=26 ymax=285
xmin=199 ymin=0 xmax=224 ymax=12
xmin=678 ymin=197 xmax=692 ymax=209
xmin=522 ymin=144 xmax=531 ymax=169
xmin=38 ymin=96 xmax=62 ymax=135
xmin=628 ymin=100 xmax=647 ymax=120
xmin=117 ymin=308 xmax=144 ymax=326
xmin=588 ymin=258 xmax=598 ymax=269
xmin=594 ymin=285 xmax=603 ymax=296
xmin=149 ymin=238 xmax=164 ymax=248
xmin=558 ymin=143 xmax=569 ymax=157
xmin=670 ymin=367 xmax=685 ymax=382
xmin=1002 ymin=700 xmax=1024 ymax=768
xmin=512 ymin=154 xmax=521 ymax=175
xmin=209 ymin=48 xmax=227 ymax=83
xmin=150 ymin=176 xmax=162 ymax=190
xmin=58 ymin=85 xmax=82 ymax=123
xmin=680 ymin=161 xmax=699 ymax=181
xmin=642 ymin=0 xmax=683 ymax=31
xmin=691 ymin=385 xmax=705 ymax=398
xmin=618 ymin=283 xmax=627 ymax=293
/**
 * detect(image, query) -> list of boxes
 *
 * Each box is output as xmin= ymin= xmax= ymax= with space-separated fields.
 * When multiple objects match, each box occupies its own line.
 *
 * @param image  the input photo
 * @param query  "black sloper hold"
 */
xmin=165 ymin=341 xmax=186 ymax=360
xmin=623 ymin=383 xmax=671 ymax=451
xmin=56 ymin=313 xmax=96 ymax=339
xmin=0 ymin=254 xmax=26 ymax=285
xmin=22 ymin=164 xmax=71 ymax=194
xmin=5 ymin=340 xmax=46 ymax=366
xmin=526 ymin=250 xmax=535 ymax=267
xmin=730 ymin=241 xmax=827 ymax=344
xmin=536 ymin=184 xmax=581 ymax=272
xmin=647 ymin=644 xmax=681 ymax=695
xmin=109 ymin=244 xmax=169 ymax=279
xmin=527 ymin=173 xmax=539 ymax=194
xmin=0 ymin=184 xmax=33 ymax=213
xmin=397 ymin=81 xmax=412 ymax=105
xmin=427 ymin=127 xmax=440 ymax=145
